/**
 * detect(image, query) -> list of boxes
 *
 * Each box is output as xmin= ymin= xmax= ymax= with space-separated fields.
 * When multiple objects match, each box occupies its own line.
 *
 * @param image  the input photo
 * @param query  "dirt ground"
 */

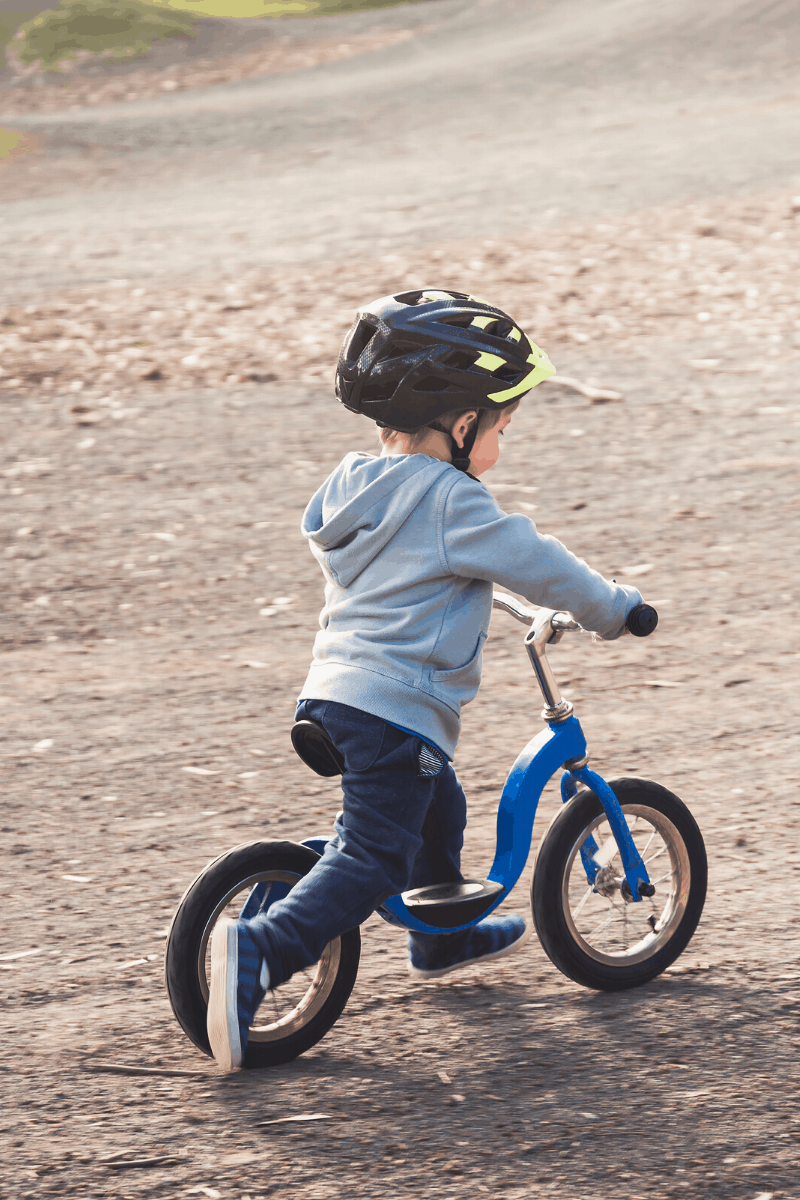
xmin=2 ymin=0 xmax=800 ymax=1197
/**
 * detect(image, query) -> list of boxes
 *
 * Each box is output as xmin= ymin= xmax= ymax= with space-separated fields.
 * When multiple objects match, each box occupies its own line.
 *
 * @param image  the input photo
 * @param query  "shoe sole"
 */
xmin=207 ymin=919 xmax=243 ymax=1071
xmin=407 ymin=918 xmax=535 ymax=980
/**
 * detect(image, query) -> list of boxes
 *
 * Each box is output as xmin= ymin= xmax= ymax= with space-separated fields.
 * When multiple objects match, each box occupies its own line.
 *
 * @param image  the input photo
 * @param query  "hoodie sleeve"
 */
xmin=440 ymin=476 xmax=642 ymax=640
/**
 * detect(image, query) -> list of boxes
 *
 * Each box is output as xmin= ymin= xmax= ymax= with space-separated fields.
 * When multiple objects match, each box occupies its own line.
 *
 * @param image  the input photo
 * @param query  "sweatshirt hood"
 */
xmin=301 ymin=452 xmax=454 ymax=587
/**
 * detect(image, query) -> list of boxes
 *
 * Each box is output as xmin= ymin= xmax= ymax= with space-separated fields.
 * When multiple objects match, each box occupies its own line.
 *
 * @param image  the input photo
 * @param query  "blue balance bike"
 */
xmin=166 ymin=596 xmax=707 ymax=1067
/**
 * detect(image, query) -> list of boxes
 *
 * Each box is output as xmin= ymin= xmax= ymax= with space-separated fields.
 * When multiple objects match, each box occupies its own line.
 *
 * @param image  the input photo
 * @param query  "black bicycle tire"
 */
xmin=531 ymin=778 xmax=707 ymax=991
xmin=165 ymin=840 xmax=361 ymax=1067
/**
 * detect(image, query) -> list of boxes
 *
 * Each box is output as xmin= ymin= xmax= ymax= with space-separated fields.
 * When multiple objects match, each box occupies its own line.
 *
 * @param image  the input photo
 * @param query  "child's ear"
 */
xmin=453 ymin=411 xmax=478 ymax=446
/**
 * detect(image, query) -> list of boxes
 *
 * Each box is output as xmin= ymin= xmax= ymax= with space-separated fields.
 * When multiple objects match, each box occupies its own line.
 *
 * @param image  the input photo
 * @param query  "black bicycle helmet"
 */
xmin=335 ymin=288 xmax=555 ymax=470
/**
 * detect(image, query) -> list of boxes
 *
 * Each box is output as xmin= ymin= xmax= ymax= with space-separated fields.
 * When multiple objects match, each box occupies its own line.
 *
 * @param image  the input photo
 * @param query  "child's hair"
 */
xmin=379 ymin=399 xmax=519 ymax=449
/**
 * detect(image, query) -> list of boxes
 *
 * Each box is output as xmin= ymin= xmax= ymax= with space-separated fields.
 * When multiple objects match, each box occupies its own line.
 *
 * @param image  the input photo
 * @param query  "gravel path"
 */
xmin=2 ymin=333 xmax=799 ymax=1197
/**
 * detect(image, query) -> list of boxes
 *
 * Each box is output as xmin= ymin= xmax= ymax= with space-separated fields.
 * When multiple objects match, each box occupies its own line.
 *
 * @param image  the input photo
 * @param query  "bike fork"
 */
xmin=560 ymin=768 xmax=653 ymax=901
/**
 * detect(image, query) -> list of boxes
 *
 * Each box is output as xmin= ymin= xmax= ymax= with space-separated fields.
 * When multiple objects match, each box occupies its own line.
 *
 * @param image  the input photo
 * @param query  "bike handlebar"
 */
xmin=625 ymin=603 xmax=658 ymax=637
xmin=492 ymin=593 xmax=659 ymax=638
xmin=491 ymin=592 xmax=536 ymax=625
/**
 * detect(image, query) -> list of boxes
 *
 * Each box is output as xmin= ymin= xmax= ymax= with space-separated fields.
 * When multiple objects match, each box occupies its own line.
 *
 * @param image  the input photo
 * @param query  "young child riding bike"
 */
xmin=207 ymin=289 xmax=643 ymax=1071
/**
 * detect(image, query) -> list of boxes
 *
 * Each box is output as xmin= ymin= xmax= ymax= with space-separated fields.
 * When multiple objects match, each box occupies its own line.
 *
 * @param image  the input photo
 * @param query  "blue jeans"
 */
xmin=246 ymin=699 xmax=467 ymax=988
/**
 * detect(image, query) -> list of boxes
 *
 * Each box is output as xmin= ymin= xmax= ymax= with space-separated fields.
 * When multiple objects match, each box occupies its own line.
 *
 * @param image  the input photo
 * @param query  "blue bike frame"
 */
xmin=376 ymin=714 xmax=652 ymax=934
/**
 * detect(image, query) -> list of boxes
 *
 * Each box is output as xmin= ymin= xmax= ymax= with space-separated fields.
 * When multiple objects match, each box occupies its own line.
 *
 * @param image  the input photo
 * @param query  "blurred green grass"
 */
xmin=8 ymin=1 xmax=196 ymax=70
xmin=0 ymin=11 xmax=32 ymax=60
xmin=0 ymin=124 xmax=24 ymax=154
xmin=159 ymin=0 xmax=423 ymax=15
xmin=1 ymin=0 xmax=426 ymax=71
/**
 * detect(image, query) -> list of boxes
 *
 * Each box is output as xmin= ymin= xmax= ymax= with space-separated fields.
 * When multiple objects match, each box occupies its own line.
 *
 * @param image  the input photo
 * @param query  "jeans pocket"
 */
xmin=321 ymin=702 xmax=388 ymax=774
xmin=417 ymin=742 xmax=445 ymax=779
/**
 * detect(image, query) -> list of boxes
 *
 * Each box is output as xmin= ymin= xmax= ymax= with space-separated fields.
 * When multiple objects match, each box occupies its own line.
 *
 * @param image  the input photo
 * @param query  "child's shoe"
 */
xmin=207 ymin=918 xmax=269 ymax=1071
xmin=407 ymin=913 xmax=533 ymax=980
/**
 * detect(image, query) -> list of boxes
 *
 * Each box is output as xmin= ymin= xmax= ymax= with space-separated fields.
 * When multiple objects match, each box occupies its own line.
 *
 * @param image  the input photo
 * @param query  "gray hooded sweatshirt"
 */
xmin=299 ymin=452 xmax=641 ymax=759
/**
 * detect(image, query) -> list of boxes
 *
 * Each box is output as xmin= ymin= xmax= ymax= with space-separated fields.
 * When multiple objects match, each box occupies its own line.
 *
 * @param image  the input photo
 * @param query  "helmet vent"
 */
xmin=413 ymin=376 xmax=450 ymax=393
xmin=395 ymin=290 xmax=426 ymax=306
xmin=436 ymin=314 xmax=475 ymax=329
xmin=493 ymin=364 xmax=521 ymax=382
xmin=346 ymin=319 xmax=377 ymax=365
xmin=361 ymin=383 xmax=394 ymax=404
xmin=395 ymin=289 xmax=461 ymax=306
xmin=446 ymin=351 xmax=476 ymax=370
xmin=384 ymin=341 xmax=419 ymax=360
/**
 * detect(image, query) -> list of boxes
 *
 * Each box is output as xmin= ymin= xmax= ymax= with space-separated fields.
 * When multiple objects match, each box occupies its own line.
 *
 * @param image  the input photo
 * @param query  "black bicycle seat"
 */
xmin=291 ymin=720 xmax=345 ymax=778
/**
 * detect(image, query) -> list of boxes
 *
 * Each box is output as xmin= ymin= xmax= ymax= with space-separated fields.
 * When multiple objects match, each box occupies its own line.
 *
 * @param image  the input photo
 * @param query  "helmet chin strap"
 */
xmin=429 ymin=418 xmax=479 ymax=473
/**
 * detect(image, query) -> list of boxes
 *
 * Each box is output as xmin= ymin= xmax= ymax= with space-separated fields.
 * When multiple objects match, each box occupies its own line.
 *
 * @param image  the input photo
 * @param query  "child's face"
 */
xmin=468 ymin=411 xmax=514 ymax=477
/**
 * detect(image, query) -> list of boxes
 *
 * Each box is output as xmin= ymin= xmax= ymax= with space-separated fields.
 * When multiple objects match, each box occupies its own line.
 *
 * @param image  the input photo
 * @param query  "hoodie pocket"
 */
xmin=430 ymin=630 xmax=487 ymax=686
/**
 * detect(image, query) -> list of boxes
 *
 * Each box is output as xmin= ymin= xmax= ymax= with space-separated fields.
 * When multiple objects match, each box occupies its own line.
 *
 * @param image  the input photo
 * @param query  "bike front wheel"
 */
xmin=531 ymin=778 xmax=706 ymax=991
xmin=165 ymin=840 xmax=361 ymax=1067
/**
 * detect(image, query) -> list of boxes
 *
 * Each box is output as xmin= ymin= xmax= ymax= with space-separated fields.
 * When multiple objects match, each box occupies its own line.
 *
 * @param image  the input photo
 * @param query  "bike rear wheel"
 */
xmin=165 ymin=840 xmax=361 ymax=1067
xmin=531 ymin=778 xmax=706 ymax=990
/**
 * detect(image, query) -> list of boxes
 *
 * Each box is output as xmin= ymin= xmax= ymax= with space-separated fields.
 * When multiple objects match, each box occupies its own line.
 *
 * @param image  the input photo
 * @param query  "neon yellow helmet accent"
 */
xmin=487 ymin=341 xmax=555 ymax=403
xmin=473 ymin=351 xmax=507 ymax=372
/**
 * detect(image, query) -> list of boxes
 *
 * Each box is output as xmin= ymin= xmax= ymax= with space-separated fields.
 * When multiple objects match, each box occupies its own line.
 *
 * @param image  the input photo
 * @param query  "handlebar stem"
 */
xmin=524 ymin=609 xmax=574 ymax=723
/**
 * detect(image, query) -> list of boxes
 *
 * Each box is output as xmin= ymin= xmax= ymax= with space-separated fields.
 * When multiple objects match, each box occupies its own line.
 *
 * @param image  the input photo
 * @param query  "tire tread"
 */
xmin=165 ymin=840 xmax=360 ymax=1067
xmin=531 ymin=778 xmax=707 ymax=991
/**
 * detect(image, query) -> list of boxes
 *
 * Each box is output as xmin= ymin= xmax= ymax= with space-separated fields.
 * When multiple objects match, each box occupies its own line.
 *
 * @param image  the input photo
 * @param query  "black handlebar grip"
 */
xmin=626 ymin=604 xmax=658 ymax=637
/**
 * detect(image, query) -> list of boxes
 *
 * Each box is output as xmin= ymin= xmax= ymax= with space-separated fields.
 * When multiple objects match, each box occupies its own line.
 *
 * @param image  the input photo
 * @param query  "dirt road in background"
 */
xmin=2 ymin=1 xmax=800 ymax=1196
xmin=2 ymin=0 xmax=800 ymax=300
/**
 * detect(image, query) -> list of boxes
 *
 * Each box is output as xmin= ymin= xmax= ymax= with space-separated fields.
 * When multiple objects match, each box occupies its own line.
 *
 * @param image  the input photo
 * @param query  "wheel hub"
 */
xmin=593 ymin=864 xmax=623 ymax=898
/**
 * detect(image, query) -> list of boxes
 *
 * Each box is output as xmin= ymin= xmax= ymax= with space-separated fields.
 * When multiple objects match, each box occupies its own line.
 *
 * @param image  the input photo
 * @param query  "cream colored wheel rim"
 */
xmin=561 ymin=804 xmax=691 ymax=967
xmin=198 ymin=871 xmax=343 ymax=1042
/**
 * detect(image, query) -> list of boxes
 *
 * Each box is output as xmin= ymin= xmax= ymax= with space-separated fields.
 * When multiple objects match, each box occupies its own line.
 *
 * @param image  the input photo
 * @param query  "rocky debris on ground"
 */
xmin=2 ymin=332 xmax=799 ymax=1198
xmin=0 ymin=25 xmax=415 ymax=115
xmin=0 ymin=190 xmax=798 ymax=402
